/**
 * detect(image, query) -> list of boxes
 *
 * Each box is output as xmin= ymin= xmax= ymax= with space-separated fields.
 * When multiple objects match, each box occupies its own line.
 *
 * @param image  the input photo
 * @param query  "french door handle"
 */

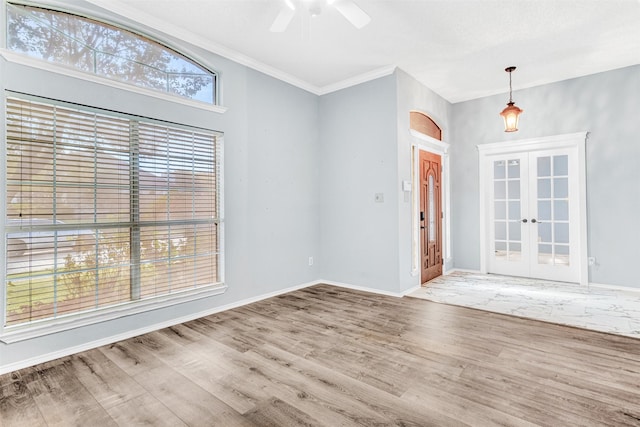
xmin=531 ymin=218 xmax=537 ymax=224
xmin=521 ymin=219 xmax=528 ymax=223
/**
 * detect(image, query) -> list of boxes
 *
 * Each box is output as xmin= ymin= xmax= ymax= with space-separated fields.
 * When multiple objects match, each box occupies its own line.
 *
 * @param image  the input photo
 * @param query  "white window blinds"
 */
xmin=4 ymin=96 xmax=222 ymax=329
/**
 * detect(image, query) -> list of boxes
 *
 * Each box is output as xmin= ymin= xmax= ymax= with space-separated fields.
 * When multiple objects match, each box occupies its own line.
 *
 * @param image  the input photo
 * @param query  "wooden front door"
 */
xmin=420 ymin=150 xmax=442 ymax=284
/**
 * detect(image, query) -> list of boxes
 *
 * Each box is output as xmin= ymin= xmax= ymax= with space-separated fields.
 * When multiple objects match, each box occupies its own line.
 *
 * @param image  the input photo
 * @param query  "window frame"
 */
xmin=2 ymin=92 xmax=226 ymax=343
xmin=1 ymin=1 xmax=227 ymax=114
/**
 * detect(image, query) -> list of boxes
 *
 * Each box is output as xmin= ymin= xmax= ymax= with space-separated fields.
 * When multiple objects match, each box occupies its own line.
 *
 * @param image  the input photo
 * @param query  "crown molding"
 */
xmin=318 ymin=65 xmax=398 ymax=95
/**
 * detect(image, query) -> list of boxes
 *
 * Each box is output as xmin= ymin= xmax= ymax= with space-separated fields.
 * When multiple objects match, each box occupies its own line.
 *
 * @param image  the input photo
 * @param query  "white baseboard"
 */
xmin=588 ymin=282 xmax=640 ymax=294
xmin=316 ymin=279 xmax=414 ymax=298
xmin=445 ymin=268 xmax=482 ymax=275
xmin=0 ymin=280 xmax=317 ymax=376
xmin=401 ymin=284 xmax=422 ymax=296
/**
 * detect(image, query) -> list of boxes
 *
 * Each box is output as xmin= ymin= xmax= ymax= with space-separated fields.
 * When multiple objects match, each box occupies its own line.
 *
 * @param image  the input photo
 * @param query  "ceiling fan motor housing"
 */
xmin=271 ymin=0 xmax=371 ymax=32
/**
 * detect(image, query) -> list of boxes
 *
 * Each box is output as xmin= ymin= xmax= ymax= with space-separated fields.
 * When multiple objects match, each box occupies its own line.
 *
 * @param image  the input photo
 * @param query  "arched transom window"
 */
xmin=6 ymin=3 xmax=217 ymax=104
xmin=410 ymin=111 xmax=442 ymax=141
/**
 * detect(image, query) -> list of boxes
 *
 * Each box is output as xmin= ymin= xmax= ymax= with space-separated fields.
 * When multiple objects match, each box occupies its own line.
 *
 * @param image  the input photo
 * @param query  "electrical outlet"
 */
xmin=588 ymin=257 xmax=596 ymax=266
xmin=308 ymin=256 xmax=314 ymax=266
xmin=374 ymin=193 xmax=384 ymax=203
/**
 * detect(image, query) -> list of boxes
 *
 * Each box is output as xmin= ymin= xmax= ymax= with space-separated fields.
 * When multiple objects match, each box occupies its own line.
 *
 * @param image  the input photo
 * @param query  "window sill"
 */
xmin=0 ymin=283 xmax=227 ymax=343
xmin=0 ymin=49 xmax=228 ymax=114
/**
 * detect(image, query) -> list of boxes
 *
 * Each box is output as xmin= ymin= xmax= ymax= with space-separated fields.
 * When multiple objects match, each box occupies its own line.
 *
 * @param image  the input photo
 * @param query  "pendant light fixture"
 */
xmin=499 ymin=66 xmax=523 ymax=132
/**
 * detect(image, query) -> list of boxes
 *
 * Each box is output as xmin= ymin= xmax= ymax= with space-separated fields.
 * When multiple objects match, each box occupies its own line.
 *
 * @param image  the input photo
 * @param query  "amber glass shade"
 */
xmin=500 ymin=102 xmax=523 ymax=132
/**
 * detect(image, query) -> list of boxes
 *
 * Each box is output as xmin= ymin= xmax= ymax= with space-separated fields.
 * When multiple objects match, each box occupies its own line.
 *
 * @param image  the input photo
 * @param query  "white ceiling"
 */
xmin=87 ymin=0 xmax=640 ymax=103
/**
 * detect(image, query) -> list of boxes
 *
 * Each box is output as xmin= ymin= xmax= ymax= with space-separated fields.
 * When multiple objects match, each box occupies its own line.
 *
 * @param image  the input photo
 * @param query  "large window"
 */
xmin=4 ymin=96 xmax=223 ymax=330
xmin=6 ymin=3 xmax=217 ymax=104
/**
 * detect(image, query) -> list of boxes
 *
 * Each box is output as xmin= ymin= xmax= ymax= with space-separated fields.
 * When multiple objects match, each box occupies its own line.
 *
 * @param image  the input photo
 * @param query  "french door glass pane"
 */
xmin=537 ymin=157 xmax=551 ymax=177
xmin=538 ymin=200 xmax=551 ymax=221
xmin=538 ymin=179 xmax=551 ymax=198
xmin=555 ymin=223 xmax=570 ymax=243
xmin=539 ymin=223 xmax=552 ymax=242
xmin=508 ymin=181 xmax=520 ymax=199
xmin=494 ymin=181 xmax=506 ymax=199
xmin=494 ymin=161 xmax=505 ymax=179
xmin=508 ymin=201 xmax=521 ymax=220
xmin=554 ymin=200 xmax=569 ymax=221
xmin=538 ymin=244 xmax=553 ymax=265
xmin=495 ymin=201 xmax=506 ymax=220
xmin=495 ymin=222 xmax=507 ymax=240
xmin=509 ymin=242 xmax=522 ymax=262
xmin=508 ymin=221 xmax=521 ymax=241
xmin=554 ymin=178 xmax=569 ymax=198
xmin=508 ymin=161 xmax=520 ymax=179
xmin=553 ymin=155 xmax=568 ymax=175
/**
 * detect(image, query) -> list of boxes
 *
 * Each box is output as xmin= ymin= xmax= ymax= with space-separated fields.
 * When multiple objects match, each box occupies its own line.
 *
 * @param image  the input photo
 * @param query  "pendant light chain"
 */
xmin=509 ymin=69 xmax=513 ymax=104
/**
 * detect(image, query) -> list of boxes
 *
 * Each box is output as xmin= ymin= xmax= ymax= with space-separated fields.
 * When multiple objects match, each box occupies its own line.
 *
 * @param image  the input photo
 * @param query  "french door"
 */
xmin=479 ymin=133 xmax=588 ymax=284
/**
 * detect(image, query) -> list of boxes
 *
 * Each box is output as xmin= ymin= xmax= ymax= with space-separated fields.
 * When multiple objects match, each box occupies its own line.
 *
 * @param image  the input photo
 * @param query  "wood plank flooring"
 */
xmin=2 ymin=284 xmax=640 ymax=426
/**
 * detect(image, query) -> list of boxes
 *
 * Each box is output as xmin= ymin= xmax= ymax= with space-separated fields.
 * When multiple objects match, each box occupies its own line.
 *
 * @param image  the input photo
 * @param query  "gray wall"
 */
xmin=0 ymin=24 xmax=320 ymax=369
xmin=451 ymin=65 xmax=640 ymax=288
xmin=318 ymin=75 xmax=400 ymax=291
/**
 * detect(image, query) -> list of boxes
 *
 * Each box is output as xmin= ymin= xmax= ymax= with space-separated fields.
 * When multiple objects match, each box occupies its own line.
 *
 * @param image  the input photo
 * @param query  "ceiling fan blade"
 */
xmin=333 ymin=0 xmax=371 ymax=29
xmin=270 ymin=6 xmax=295 ymax=32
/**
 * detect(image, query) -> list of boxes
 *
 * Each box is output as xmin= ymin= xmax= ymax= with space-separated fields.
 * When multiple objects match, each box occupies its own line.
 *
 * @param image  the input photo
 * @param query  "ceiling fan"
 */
xmin=270 ymin=0 xmax=371 ymax=32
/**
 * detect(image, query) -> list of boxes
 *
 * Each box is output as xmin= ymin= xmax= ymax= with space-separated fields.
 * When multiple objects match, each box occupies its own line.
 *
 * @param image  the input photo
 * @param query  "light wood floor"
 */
xmin=2 ymin=284 xmax=640 ymax=426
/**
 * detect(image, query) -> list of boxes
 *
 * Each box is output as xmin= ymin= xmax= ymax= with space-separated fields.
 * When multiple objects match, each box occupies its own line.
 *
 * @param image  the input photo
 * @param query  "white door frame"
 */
xmin=477 ymin=132 xmax=588 ymax=285
xmin=411 ymin=129 xmax=451 ymax=278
